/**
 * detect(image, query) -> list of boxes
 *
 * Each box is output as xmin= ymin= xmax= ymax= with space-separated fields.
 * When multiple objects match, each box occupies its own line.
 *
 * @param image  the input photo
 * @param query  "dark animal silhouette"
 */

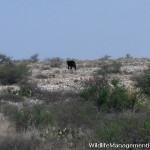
xmin=67 ymin=60 xmax=76 ymax=70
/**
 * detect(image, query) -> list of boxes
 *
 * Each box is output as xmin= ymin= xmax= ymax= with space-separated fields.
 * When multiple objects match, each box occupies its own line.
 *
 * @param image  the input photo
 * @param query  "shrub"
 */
xmin=95 ymin=111 xmax=150 ymax=144
xmin=51 ymin=100 xmax=97 ymax=128
xmin=17 ymin=82 xmax=75 ymax=103
xmin=0 ymin=103 xmax=18 ymax=119
xmin=0 ymin=91 xmax=24 ymax=102
xmin=110 ymin=78 xmax=120 ymax=87
xmin=36 ymin=73 xmax=48 ymax=79
xmin=0 ymin=63 xmax=30 ymax=85
xmin=42 ymin=100 xmax=97 ymax=148
xmin=50 ymin=57 xmax=63 ymax=68
xmin=81 ymin=80 xmax=145 ymax=112
xmin=16 ymin=82 xmax=52 ymax=99
xmin=0 ymin=82 xmax=41 ymax=99
xmin=126 ymin=53 xmax=132 ymax=59
xmin=0 ymin=133 xmax=40 ymax=150
xmin=96 ymin=61 xmax=122 ymax=76
xmin=82 ymin=76 xmax=108 ymax=89
xmin=100 ymin=55 xmax=111 ymax=60
xmin=134 ymin=65 xmax=150 ymax=94
xmin=0 ymin=53 xmax=12 ymax=64
xmin=29 ymin=53 xmax=39 ymax=62
xmin=18 ymin=82 xmax=40 ymax=97
xmin=11 ymin=105 xmax=53 ymax=131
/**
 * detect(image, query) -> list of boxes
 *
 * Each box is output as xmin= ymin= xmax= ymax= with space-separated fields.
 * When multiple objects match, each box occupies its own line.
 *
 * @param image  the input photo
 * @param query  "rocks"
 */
xmin=0 ymin=85 xmax=20 ymax=94
xmin=27 ymin=59 xmax=150 ymax=93
xmin=28 ymin=99 xmax=43 ymax=105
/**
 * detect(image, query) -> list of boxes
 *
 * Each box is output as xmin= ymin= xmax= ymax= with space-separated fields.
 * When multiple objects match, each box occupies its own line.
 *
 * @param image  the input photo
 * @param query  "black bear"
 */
xmin=67 ymin=60 xmax=76 ymax=70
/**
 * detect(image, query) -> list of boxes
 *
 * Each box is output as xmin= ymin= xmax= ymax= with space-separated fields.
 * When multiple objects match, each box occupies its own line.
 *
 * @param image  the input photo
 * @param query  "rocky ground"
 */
xmin=30 ymin=58 xmax=150 ymax=91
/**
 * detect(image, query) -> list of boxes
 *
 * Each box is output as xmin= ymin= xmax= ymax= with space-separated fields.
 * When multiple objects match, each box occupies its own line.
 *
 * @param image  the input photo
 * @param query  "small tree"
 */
xmin=30 ymin=53 xmax=39 ymax=62
xmin=126 ymin=53 xmax=132 ymax=59
xmin=0 ymin=54 xmax=12 ymax=64
xmin=101 ymin=55 xmax=111 ymax=60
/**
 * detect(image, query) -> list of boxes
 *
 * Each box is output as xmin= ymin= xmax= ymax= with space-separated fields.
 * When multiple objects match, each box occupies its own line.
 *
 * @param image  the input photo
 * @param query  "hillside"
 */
xmin=0 ymin=58 xmax=150 ymax=150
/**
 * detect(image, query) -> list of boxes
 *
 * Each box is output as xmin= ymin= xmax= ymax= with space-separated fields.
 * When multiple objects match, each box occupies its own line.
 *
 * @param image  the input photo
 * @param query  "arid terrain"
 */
xmin=30 ymin=58 xmax=149 ymax=91
xmin=0 ymin=57 xmax=150 ymax=150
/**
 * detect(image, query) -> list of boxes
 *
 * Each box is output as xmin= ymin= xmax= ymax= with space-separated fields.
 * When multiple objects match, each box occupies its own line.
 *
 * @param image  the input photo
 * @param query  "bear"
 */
xmin=67 ymin=60 xmax=76 ymax=70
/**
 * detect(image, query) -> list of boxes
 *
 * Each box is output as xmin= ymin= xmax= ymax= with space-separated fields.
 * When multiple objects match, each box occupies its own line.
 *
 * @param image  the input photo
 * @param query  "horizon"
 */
xmin=0 ymin=0 xmax=150 ymax=60
xmin=2 ymin=53 xmax=150 ymax=62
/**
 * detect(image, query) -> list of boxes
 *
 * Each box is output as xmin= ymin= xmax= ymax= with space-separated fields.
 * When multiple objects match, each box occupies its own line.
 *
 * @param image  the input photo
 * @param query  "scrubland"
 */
xmin=0 ymin=54 xmax=150 ymax=150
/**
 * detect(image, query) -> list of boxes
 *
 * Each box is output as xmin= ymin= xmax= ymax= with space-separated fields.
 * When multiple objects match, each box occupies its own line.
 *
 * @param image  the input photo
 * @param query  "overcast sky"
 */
xmin=0 ymin=0 xmax=150 ymax=60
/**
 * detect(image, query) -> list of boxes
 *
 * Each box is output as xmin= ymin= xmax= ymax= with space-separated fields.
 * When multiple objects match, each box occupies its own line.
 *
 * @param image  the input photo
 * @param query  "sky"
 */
xmin=0 ymin=0 xmax=150 ymax=60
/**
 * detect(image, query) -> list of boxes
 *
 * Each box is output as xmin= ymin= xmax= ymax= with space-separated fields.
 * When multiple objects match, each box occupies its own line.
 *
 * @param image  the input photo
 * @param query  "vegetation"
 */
xmin=11 ymin=105 xmax=53 ymax=131
xmin=134 ymin=64 xmax=150 ymax=95
xmin=96 ymin=60 xmax=122 ymax=76
xmin=0 ymin=134 xmax=40 ymax=150
xmin=81 ymin=79 xmax=145 ymax=112
xmin=51 ymin=100 xmax=97 ymax=128
xmin=0 ymin=91 xmax=24 ymax=102
xmin=126 ymin=53 xmax=133 ymax=59
xmin=0 ymin=53 xmax=12 ymax=64
xmin=29 ymin=53 xmax=39 ymax=62
xmin=50 ymin=57 xmax=63 ymax=68
xmin=100 ymin=55 xmax=111 ymax=60
xmin=95 ymin=111 xmax=150 ymax=144
xmin=0 ymin=54 xmax=150 ymax=149
xmin=18 ymin=82 xmax=41 ymax=97
xmin=0 ymin=62 xmax=30 ymax=85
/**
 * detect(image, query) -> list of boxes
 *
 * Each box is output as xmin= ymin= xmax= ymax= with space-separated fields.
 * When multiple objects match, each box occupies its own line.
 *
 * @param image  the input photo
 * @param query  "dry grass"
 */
xmin=0 ymin=58 xmax=150 ymax=149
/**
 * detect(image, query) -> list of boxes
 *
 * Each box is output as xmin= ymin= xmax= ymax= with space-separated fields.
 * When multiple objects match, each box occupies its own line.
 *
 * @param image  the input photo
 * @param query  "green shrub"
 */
xmin=81 ymin=80 xmax=145 ymax=111
xmin=12 ymin=105 xmax=53 ymax=131
xmin=50 ymin=57 xmax=63 ymax=68
xmin=110 ymin=78 xmax=120 ymax=87
xmin=0 ymin=63 xmax=30 ymax=85
xmin=134 ymin=65 xmax=150 ymax=95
